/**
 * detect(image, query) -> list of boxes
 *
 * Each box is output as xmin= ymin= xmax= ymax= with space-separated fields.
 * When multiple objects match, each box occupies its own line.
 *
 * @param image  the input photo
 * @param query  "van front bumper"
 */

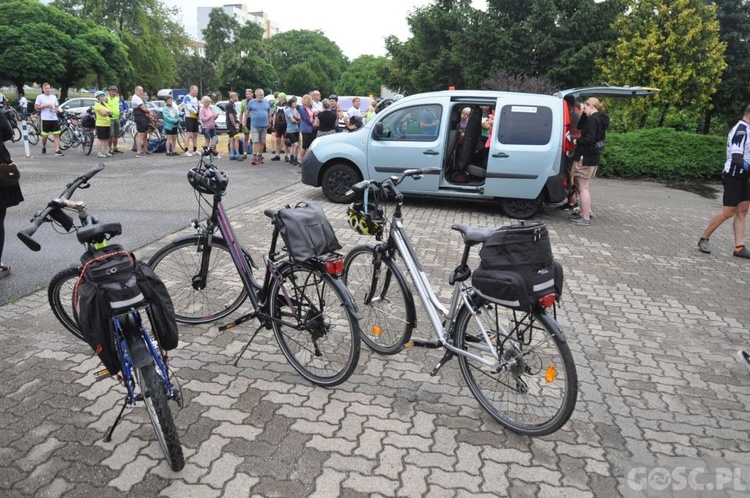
xmin=300 ymin=152 xmax=324 ymax=187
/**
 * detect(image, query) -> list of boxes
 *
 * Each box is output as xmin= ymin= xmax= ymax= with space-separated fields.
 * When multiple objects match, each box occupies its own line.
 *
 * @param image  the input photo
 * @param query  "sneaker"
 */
xmin=569 ymin=215 xmax=590 ymax=226
xmin=113 ymin=148 xmax=123 ymax=154
xmin=229 ymin=153 xmax=236 ymax=160
xmin=251 ymin=157 xmax=258 ymax=165
xmin=697 ymin=238 xmax=710 ymax=254
xmin=55 ymin=150 xmax=64 ymax=156
xmin=242 ymin=153 xmax=247 ymax=159
xmin=738 ymin=350 xmax=750 ymax=373
xmin=166 ymin=152 xmax=173 ymax=156
xmin=185 ymin=151 xmax=194 ymax=157
xmin=214 ymin=154 xmax=221 ymax=159
xmin=238 ymin=154 xmax=245 ymax=161
xmin=557 ymin=202 xmax=578 ymax=211
xmin=105 ymin=152 xmax=113 ymax=157
xmin=285 ymin=155 xmax=290 ymax=162
xmin=172 ymin=151 xmax=181 ymax=156
xmin=733 ymin=246 xmax=750 ymax=259
xmin=131 ymin=146 xmax=137 ymax=152
xmin=258 ymin=156 xmax=264 ymax=164
xmin=135 ymin=153 xmax=142 ymax=158
xmin=41 ymin=147 xmax=46 ymax=154
xmin=271 ymin=155 xmax=281 ymax=161
xmin=97 ymin=153 xmax=108 ymax=158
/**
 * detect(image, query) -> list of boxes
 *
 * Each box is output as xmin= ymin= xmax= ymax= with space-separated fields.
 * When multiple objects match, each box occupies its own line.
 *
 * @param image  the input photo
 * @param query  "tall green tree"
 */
xmin=53 ymin=0 xmax=187 ymax=92
xmin=600 ymin=0 xmax=726 ymax=129
xmin=174 ymin=52 xmax=218 ymax=96
xmin=703 ymin=0 xmax=750 ymax=133
xmin=336 ymin=56 xmax=391 ymax=96
xmin=0 ymin=1 xmax=131 ymax=100
xmin=265 ymin=30 xmax=348 ymax=96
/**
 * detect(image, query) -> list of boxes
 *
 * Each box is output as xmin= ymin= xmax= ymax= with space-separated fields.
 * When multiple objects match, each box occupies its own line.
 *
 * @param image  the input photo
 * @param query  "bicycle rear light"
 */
xmin=538 ymin=293 xmax=556 ymax=308
xmin=324 ymin=257 xmax=345 ymax=276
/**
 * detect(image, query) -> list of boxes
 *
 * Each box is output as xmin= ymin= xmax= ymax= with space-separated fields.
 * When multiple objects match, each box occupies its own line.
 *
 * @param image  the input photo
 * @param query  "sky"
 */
xmin=166 ymin=0 xmax=486 ymax=60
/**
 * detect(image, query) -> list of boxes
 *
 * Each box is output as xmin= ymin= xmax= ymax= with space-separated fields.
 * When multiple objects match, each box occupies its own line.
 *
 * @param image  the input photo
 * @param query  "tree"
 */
xmin=0 ymin=1 xmax=131 ymax=100
xmin=703 ymin=0 xmax=750 ymax=133
xmin=600 ymin=0 xmax=726 ymax=129
xmin=202 ymin=7 xmax=239 ymax=63
xmin=265 ymin=30 xmax=348 ymax=96
xmin=174 ymin=52 xmax=218 ymax=96
xmin=336 ymin=56 xmax=391 ymax=96
xmin=481 ymin=70 xmax=557 ymax=94
xmin=53 ymin=0 xmax=187 ymax=92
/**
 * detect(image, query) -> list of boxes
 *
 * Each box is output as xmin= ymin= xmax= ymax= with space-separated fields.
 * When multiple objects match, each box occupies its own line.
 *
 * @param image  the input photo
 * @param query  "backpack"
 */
xmin=75 ymin=245 xmax=179 ymax=374
xmin=472 ymin=221 xmax=563 ymax=310
xmin=275 ymin=106 xmax=287 ymax=125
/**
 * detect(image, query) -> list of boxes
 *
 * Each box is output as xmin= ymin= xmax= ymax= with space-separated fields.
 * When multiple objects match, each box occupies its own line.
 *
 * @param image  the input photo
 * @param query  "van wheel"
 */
xmin=501 ymin=195 xmax=542 ymax=219
xmin=322 ymin=163 xmax=360 ymax=203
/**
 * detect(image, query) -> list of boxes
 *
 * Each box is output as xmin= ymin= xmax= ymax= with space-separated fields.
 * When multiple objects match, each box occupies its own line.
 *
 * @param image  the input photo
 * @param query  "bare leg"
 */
xmin=577 ymin=177 xmax=591 ymax=220
xmin=732 ymin=201 xmax=749 ymax=246
xmin=702 ymin=206 xmax=737 ymax=240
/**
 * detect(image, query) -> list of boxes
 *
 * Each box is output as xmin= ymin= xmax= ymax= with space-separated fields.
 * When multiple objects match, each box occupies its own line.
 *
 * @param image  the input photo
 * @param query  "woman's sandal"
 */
xmin=0 ymin=265 xmax=10 ymax=279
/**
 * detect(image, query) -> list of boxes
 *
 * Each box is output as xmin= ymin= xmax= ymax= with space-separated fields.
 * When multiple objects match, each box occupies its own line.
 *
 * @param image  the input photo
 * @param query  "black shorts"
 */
xmin=134 ymin=115 xmax=149 ymax=133
xmin=164 ymin=127 xmax=177 ymax=136
xmin=227 ymin=125 xmax=238 ymax=138
xmin=41 ymin=119 xmax=61 ymax=135
xmin=301 ymin=132 xmax=315 ymax=149
xmin=274 ymin=123 xmax=286 ymax=136
xmin=722 ymin=174 xmax=750 ymax=207
xmin=185 ymin=117 xmax=199 ymax=133
xmin=96 ymin=125 xmax=111 ymax=140
xmin=287 ymin=131 xmax=299 ymax=145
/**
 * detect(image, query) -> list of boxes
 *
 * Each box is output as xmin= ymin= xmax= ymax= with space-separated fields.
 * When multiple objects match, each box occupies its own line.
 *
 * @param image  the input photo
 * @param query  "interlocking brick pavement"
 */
xmin=1 ymin=178 xmax=749 ymax=497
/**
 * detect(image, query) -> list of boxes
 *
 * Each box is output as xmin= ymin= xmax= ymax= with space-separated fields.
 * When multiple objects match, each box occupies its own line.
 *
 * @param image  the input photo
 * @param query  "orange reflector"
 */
xmin=325 ymin=258 xmax=345 ymax=276
xmin=545 ymin=365 xmax=557 ymax=383
xmin=371 ymin=325 xmax=382 ymax=336
xmin=538 ymin=293 xmax=556 ymax=308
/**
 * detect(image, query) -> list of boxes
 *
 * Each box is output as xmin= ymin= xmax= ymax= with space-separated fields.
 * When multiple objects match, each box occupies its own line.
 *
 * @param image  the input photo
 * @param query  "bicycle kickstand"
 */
xmin=232 ymin=324 xmax=264 ymax=367
xmin=103 ymin=397 xmax=129 ymax=443
xmin=408 ymin=350 xmax=454 ymax=402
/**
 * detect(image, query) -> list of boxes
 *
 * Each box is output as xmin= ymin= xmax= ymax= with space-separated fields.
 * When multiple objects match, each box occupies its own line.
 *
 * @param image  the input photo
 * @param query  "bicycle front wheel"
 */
xmin=48 ymin=267 xmax=84 ymax=341
xmin=269 ymin=263 xmax=361 ymax=387
xmin=59 ymin=126 xmax=73 ymax=150
xmin=11 ymin=125 xmax=21 ymax=142
xmin=343 ymin=245 xmax=415 ymax=355
xmin=137 ymin=364 xmax=185 ymax=471
xmin=147 ymin=236 xmax=247 ymax=324
xmin=27 ymin=124 xmax=39 ymax=145
xmin=82 ymin=130 xmax=94 ymax=155
xmin=455 ymin=302 xmax=578 ymax=436
xmin=176 ymin=128 xmax=186 ymax=151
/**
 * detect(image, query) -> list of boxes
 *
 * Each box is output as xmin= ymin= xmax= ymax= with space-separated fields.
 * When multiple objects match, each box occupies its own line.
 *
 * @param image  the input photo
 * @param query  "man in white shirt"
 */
xmin=34 ymin=83 xmax=63 ymax=156
xmin=17 ymin=94 xmax=28 ymax=118
xmin=182 ymin=85 xmax=199 ymax=156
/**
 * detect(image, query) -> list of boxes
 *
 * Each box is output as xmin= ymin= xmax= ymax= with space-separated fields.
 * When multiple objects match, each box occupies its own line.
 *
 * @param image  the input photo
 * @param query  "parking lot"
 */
xmin=1 ymin=176 xmax=749 ymax=497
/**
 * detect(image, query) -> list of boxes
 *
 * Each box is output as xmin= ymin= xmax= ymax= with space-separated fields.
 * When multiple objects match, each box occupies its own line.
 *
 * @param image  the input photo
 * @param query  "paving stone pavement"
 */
xmin=1 ymin=178 xmax=749 ymax=497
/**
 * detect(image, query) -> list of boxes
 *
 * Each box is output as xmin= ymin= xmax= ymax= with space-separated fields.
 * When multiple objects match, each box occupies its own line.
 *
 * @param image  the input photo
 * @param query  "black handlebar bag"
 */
xmin=472 ymin=221 xmax=563 ymax=309
xmin=274 ymin=202 xmax=342 ymax=262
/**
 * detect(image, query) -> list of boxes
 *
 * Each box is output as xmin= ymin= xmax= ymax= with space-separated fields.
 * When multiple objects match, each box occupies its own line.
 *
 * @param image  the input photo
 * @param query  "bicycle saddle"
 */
xmin=76 ymin=222 xmax=122 ymax=244
xmin=451 ymin=224 xmax=495 ymax=246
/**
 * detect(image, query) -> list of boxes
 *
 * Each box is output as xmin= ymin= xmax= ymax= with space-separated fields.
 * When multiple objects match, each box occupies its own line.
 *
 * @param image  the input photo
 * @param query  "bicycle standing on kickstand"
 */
xmin=146 ymin=148 xmax=362 ymax=387
xmin=18 ymin=164 xmax=185 ymax=471
xmin=342 ymin=168 xmax=578 ymax=436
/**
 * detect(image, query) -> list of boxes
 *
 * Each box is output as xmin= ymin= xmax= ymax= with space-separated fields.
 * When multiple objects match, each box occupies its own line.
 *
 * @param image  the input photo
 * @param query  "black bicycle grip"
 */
xmin=17 ymin=212 xmax=47 ymax=251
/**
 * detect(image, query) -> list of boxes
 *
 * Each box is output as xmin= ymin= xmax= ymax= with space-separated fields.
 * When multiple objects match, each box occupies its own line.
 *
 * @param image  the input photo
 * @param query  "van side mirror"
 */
xmin=373 ymin=122 xmax=383 ymax=140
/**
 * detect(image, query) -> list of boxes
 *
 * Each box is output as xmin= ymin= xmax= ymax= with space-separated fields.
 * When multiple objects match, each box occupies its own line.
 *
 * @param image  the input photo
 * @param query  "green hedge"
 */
xmin=599 ymin=128 xmax=725 ymax=180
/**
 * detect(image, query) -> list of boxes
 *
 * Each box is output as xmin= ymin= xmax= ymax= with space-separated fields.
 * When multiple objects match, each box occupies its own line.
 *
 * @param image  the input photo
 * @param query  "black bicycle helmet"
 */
xmin=347 ymin=202 xmax=385 ymax=236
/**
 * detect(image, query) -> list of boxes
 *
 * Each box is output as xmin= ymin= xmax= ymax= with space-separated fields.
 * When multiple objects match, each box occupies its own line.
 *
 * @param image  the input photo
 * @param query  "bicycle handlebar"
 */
xmin=348 ymin=167 xmax=441 ymax=196
xmin=17 ymin=163 xmax=105 ymax=251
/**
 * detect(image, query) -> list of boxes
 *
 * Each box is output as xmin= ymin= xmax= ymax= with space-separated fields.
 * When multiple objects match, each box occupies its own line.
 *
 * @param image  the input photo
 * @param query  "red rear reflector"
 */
xmin=325 ymin=258 xmax=345 ymax=275
xmin=538 ymin=293 xmax=556 ymax=308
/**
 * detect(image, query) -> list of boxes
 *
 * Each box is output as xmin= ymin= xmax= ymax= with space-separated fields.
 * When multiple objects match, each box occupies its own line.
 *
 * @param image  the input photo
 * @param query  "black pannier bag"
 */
xmin=472 ymin=221 xmax=563 ymax=309
xmin=75 ymin=245 xmax=179 ymax=374
xmin=274 ymin=202 xmax=342 ymax=262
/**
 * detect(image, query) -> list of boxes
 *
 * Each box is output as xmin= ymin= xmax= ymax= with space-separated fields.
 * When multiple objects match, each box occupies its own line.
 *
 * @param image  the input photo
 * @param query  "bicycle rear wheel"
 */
xmin=48 ymin=267 xmax=84 ymax=341
xmin=82 ymin=130 xmax=94 ymax=155
xmin=269 ymin=263 xmax=361 ymax=387
xmin=11 ymin=125 xmax=21 ymax=142
xmin=27 ymin=124 xmax=39 ymax=145
xmin=455 ymin=302 xmax=577 ymax=436
xmin=59 ymin=126 xmax=73 ymax=150
xmin=147 ymin=235 xmax=247 ymax=324
xmin=343 ymin=245 xmax=415 ymax=355
xmin=137 ymin=364 xmax=185 ymax=471
xmin=176 ymin=128 xmax=186 ymax=151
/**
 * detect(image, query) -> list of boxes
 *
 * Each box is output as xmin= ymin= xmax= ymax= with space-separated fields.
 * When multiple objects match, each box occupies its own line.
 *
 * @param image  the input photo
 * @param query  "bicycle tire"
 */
xmin=269 ymin=263 xmax=361 ymax=387
xmin=147 ymin=235 xmax=248 ymax=324
xmin=343 ymin=245 xmax=415 ymax=355
xmin=455 ymin=302 xmax=578 ymax=436
xmin=59 ymin=126 xmax=73 ymax=150
xmin=176 ymin=128 xmax=186 ymax=151
xmin=147 ymin=129 xmax=162 ymax=152
xmin=11 ymin=125 xmax=21 ymax=142
xmin=27 ymin=124 xmax=39 ymax=145
xmin=82 ymin=130 xmax=94 ymax=155
xmin=137 ymin=364 xmax=185 ymax=471
xmin=48 ymin=266 xmax=84 ymax=341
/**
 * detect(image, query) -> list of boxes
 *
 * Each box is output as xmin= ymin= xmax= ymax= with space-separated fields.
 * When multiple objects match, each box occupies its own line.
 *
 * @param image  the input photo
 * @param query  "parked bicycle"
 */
xmin=146 ymin=148 xmax=361 ymax=386
xmin=342 ymin=168 xmax=578 ymax=436
xmin=59 ymin=110 xmax=94 ymax=155
xmin=18 ymin=164 xmax=185 ymax=470
xmin=2 ymin=107 xmax=39 ymax=145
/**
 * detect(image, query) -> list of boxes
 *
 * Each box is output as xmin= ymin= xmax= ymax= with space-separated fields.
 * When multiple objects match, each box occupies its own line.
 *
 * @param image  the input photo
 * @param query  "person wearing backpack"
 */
xmin=271 ymin=93 xmax=288 ymax=162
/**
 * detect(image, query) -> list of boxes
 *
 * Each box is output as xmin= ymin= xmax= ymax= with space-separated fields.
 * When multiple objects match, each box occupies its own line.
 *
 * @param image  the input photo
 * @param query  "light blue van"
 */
xmin=301 ymin=87 xmax=657 ymax=218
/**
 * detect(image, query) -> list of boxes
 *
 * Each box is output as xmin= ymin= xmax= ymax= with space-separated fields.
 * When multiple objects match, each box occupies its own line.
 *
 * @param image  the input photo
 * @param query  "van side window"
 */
xmin=496 ymin=105 xmax=553 ymax=146
xmin=378 ymin=104 xmax=442 ymax=141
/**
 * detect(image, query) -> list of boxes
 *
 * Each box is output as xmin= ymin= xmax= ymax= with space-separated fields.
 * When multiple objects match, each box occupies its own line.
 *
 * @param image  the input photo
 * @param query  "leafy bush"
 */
xmin=599 ymin=128 xmax=725 ymax=180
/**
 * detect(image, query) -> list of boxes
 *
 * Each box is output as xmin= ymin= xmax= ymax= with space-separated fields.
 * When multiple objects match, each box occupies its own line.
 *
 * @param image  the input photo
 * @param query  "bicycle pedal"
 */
xmin=93 ymin=368 xmax=112 ymax=381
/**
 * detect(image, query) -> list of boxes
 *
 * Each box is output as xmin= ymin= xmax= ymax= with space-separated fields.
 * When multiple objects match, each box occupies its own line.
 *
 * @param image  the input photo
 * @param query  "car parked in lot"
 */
xmin=60 ymin=97 xmax=97 ymax=116
xmin=301 ymin=86 xmax=657 ymax=218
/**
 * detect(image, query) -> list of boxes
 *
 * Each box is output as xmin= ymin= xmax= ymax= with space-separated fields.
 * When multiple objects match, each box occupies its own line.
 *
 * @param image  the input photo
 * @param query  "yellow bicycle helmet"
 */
xmin=347 ymin=202 xmax=385 ymax=237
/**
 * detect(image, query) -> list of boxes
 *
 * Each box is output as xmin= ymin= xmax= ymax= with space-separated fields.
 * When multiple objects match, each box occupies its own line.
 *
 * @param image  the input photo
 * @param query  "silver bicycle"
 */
xmin=343 ymin=168 xmax=578 ymax=436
